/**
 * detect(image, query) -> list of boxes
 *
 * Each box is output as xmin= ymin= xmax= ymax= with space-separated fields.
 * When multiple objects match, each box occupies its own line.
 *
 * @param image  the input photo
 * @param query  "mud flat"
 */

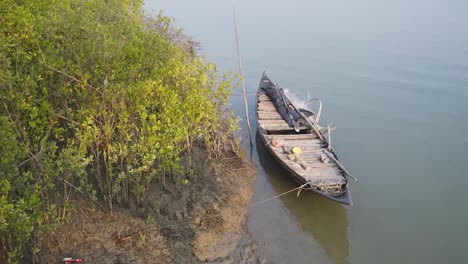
xmin=40 ymin=148 xmax=259 ymax=263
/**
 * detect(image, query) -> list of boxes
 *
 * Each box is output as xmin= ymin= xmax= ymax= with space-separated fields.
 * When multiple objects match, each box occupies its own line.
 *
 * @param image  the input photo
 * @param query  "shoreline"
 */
xmin=40 ymin=148 xmax=261 ymax=263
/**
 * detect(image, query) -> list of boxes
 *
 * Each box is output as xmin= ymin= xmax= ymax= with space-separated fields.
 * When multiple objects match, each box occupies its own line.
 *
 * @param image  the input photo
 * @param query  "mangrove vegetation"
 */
xmin=0 ymin=0 xmax=239 ymax=262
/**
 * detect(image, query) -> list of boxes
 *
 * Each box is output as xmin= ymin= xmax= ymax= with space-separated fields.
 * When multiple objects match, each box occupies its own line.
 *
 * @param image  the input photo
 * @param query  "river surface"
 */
xmin=146 ymin=1 xmax=468 ymax=263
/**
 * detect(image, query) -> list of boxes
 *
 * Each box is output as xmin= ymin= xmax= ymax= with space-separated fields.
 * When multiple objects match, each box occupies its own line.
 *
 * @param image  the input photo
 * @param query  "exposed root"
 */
xmin=111 ymin=227 xmax=130 ymax=247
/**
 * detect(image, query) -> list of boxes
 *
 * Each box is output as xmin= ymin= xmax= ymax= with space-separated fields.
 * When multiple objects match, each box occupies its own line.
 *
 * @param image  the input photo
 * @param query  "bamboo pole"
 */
xmin=233 ymin=4 xmax=253 ymax=148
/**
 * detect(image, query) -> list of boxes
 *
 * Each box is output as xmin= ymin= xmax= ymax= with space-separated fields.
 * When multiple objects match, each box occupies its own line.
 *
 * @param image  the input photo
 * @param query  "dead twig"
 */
xmin=112 ymin=227 xmax=143 ymax=247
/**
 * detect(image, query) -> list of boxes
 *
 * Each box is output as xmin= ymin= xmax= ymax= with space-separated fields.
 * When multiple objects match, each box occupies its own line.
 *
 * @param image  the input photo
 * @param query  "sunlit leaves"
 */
xmin=0 ymin=0 xmax=238 ymax=262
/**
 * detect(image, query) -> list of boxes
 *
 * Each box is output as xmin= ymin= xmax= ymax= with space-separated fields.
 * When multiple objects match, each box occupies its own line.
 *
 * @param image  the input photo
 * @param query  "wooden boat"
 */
xmin=256 ymin=72 xmax=353 ymax=205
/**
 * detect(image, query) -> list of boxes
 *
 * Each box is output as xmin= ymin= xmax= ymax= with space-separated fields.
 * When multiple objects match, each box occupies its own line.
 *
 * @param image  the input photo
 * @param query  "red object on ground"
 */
xmin=271 ymin=139 xmax=283 ymax=147
xmin=61 ymin=257 xmax=83 ymax=263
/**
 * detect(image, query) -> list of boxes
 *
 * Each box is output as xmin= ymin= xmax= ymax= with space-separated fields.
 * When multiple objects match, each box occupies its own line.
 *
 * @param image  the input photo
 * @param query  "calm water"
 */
xmin=146 ymin=1 xmax=468 ymax=263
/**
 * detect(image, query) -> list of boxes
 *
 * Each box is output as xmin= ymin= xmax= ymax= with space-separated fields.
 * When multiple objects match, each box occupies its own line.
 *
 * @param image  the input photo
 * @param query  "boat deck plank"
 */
xmin=272 ymin=151 xmax=343 ymax=183
xmin=266 ymin=134 xmax=318 ymax=140
xmin=263 ymin=128 xmax=344 ymax=183
xmin=258 ymin=121 xmax=310 ymax=131
xmin=258 ymin=113 xmax=284 ymax=120
xmin=258 ymin=94 xmax=272 ymax=101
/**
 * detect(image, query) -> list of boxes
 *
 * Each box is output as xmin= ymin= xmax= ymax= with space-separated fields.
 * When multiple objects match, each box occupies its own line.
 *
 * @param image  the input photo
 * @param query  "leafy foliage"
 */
xmin=0 ymin=0 xmax=238 ymax=262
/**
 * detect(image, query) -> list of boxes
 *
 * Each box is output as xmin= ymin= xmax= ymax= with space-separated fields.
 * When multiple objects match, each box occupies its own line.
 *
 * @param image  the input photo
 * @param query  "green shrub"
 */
xmin=0 ymin=0 xmax=238 ymax=262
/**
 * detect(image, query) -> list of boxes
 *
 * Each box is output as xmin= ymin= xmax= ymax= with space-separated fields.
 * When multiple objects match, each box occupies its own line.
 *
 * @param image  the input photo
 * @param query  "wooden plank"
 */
xmin=259 ymin=123 xmax=290 ymax=127
xmin=270 ymin=157 xmax=344 ymax=183
xmin=303 ymin=174 xmax=342 ymax=180
xmin=258 ymin=106 xmax=277 ymax=111
xmin=302 ymin=163 xmax=339 ymax=171
xmin=302 ymin=170 xmax=343 ymax=178
xmin=260 ymin=126 xmax=296 ymax=131
xmin=275 ymin=154 xmax=336 ymax=169
xmin=258 ymin=110 xmax=281 ymax=114
xmin=259 ymin=122 xmax=291 ymax=128
xmin=301 ymin=171 xmax=343 ymax=180
xmin=258 ymin=118 xmax=284 ymax=121
xmin=275 ymin=136 xmax=321 ymax=141
xmin=272 ymin=151 xmax=340 ymax=170
xmin=273 ymin=151 xmax=327 ymax=164
xmin=258 ymin=100 xmax=275 ymax=106
xmin=259 ymin=122 xmax=290 ymax=127
xmin=307 ymin=178 xmax=345 ymax=185
xmin=258 ymin=112 xmax=283 ymax=117
xmin=304 ymin=167 xmax=338 ymax=175
xmin=304 ymin=163 xmax=338 ymax=169
xmin=263 ymin=134 xmax=345 ymax=178
xmin=258 ymin=101 xmax=275 ymax=106
xmin=302 ymin=150 xmax=325 ymax=154
xmin=257 ymin=102 xmax=276 ymax=106
xmin=267 ymin=134 xmax=318 ymax=140
xmin=303 ymin=176 xmax=343 ymax=182
xmin=279 ymin=138 xmax=324 ymax=144
xmin=270 ymin=145 xmax=324 ymax=154
xmin=270 ymin=143 xmax=324 ymax=149
xmin=303 ymin=156 xmax=335 ymax=164
xmin=272 ymin=141 xmax=323 ymax=147
xmin=257 ymin=102 xmax=276 ymax=108
xmin=301 ymin=157 xmax=327 ymax=163
xmin=301 ymin=152 xmax=323 ymax=159
xmin=260 ymin=126 xmax=294 ymax=131
xmin=261 ymin=126 xmax=310 ymax=131
xmin=257 ymin=107 xmax=275 ymax=111
xmin=259 ymin=120 xmax=290 ymax=125
xmin=278 ymin=142 xmax=326 ymax=149
xmin=257 ymin=109 xmax=279 ymax=113
xmin=257 ymin=110 xmax=279 ymax=115
xmin=257 ymin=113 xmax=279 ymax=117
xmin=258 ymin=116 xmax=284 ymax=120
xmin=301 ymin=167 xmax=340 ymax=174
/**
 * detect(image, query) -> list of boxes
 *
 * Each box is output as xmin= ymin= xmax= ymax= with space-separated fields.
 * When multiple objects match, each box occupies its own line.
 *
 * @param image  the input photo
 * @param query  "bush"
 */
xmin=0 ymin=0 xmax=238 ymax=262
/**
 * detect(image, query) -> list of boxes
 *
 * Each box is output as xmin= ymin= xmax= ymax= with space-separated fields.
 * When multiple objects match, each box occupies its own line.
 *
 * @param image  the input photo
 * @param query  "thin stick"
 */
xmin=282 ymin=91 xmax=325 ymax=141
xmin=233 ymin=3 xmax=253 ymax=148
xmin=315 ymin=98 xmax=323 ymax=123
xmin=323 ymin=149 xmax=358 ymax=181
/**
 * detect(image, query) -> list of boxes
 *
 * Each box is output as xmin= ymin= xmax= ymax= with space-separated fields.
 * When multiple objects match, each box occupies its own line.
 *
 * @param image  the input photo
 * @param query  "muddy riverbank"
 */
xmin=39 ymin=148 xmax=261 ymax=263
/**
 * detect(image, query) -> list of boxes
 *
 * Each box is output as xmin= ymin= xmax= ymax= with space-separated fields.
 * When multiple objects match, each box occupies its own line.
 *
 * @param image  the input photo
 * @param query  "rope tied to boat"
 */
xmin=247 ymin=182 xmax=312 ymax=208
xmin=107 ymin=182 xmax=315 ymax=238
xmin=296 ymin=181 xmax=312 ymax=197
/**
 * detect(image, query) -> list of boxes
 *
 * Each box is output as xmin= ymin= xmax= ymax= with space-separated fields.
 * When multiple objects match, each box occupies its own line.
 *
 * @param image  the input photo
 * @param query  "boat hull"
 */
xmin=256 ymin=72 xmax=352 ymax=205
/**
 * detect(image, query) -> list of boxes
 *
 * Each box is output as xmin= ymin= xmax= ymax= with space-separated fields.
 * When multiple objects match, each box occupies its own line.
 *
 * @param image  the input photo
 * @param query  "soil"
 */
xmin=39 ymin=148 xmax=264 ymax=264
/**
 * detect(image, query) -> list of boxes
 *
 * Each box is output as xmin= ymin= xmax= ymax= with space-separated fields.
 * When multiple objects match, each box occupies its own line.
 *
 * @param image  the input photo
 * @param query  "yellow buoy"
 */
xmin=291 ymin=146 xmax=302 ymax=154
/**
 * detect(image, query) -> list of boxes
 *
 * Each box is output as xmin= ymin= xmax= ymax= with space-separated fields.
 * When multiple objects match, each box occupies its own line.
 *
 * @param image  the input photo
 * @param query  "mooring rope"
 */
xmin=103 ymin=182 xmax=313 ymax=245
xmin=247 ymin=182 xmax=311 ymax=208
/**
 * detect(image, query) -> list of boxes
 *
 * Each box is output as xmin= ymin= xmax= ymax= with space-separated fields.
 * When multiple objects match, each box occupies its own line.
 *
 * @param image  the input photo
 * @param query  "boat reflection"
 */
xmin=255 ymin=133 xmax=349 ymax=264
